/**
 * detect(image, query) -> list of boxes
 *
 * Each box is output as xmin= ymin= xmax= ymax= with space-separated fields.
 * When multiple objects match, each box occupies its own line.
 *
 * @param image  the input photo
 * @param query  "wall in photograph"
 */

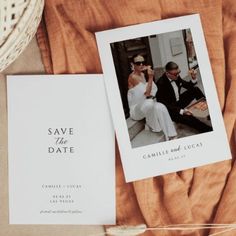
xmin=148 ymin=30 xmax=189 ymax=78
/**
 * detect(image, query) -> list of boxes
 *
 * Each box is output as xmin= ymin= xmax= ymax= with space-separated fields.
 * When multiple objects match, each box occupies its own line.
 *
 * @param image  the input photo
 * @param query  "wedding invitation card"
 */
xmin=7 ymin=75 xmax=115 ymax=224
xmin=96 ymin=14 xmax=231 ymax=182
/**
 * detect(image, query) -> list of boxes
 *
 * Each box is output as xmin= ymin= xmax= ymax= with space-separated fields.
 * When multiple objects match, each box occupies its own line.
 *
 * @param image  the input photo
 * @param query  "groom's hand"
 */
xmin=184 ymin=110 xmax=193 ymax=116
xmin=189 ymin=69 xmax=197 ymax=80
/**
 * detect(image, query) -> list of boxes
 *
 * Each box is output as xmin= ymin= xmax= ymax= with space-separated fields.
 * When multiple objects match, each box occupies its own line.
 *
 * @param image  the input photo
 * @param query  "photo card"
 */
xmin=96 ymin=14 xmax=231 ymax=182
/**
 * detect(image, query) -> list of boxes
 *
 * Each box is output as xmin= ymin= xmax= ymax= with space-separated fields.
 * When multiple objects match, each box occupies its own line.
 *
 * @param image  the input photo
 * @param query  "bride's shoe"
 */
xmin=169 ymin=135 xmax=178 ymax=140
xmin=145 ymin=124 xmax=158 ymax=132
xmin=144 ymin=124 xmax=151 ymax=131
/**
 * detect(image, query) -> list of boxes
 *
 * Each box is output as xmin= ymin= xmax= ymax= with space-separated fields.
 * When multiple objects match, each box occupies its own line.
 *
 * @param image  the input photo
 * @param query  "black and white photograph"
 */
xmin=111 ymin=29 xmax=213 ymax=148
xmin=96 ymin=14 xmax=231 ymax=182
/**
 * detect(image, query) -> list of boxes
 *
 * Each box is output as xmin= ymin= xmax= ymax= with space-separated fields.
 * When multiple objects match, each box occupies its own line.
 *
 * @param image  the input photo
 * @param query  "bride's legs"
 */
xmin=134 ymin=100 xmax=177 ymax=140
xmin=140 ymin=99 xmax=162 ymax=133
xmin=153 ymin=102 xmax=177 ymax=140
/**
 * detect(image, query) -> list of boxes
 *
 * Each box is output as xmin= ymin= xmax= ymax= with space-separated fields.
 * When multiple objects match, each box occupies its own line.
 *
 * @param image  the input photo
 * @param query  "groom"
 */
xmin=155 ymin=61 xmax=212 ymax=133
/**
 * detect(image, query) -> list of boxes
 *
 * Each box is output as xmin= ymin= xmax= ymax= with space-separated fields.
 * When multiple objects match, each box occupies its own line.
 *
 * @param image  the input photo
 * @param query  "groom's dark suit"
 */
xmin=155 ymin=73 xmax=212 ymax=133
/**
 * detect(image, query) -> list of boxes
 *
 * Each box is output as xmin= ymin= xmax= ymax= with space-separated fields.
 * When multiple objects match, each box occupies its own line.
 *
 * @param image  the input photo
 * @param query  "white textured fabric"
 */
xmin=127 ymin=82 xmax=177 ymax=139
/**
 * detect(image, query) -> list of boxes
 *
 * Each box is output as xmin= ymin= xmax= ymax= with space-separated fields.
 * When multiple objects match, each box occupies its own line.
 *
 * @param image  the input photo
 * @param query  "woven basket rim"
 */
xmin=0 ymin=0 xmax=43 ymax=57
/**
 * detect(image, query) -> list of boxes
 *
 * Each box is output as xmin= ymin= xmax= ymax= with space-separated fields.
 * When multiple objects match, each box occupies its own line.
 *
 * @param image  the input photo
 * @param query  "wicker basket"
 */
xmin=0 ymin=0 xmax=44 ymax=72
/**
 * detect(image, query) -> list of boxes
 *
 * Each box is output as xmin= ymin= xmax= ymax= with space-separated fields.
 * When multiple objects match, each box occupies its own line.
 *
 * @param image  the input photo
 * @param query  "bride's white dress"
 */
xmin=127 ymin=82 xmax=177 ymax=140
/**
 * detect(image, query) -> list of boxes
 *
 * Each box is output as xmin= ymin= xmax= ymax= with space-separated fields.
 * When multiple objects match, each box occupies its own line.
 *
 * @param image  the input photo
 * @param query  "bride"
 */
xmin=127 ymin=55 xmax=177 ymax=141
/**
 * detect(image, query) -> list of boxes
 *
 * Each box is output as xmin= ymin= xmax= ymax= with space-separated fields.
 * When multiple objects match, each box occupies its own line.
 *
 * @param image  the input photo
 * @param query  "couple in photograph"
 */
xmin=127 ymin=54 xmax=212 ymax=141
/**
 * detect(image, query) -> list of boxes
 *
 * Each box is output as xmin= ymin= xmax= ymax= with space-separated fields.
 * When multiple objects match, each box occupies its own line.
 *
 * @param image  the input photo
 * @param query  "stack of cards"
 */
xmin=7 ymin=14 xmax=231 ymax=224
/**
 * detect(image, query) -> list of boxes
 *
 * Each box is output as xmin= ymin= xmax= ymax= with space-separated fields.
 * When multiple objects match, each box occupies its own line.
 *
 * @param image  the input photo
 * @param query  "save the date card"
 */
xmin=7 ymin=74 xmax=115 ymax=224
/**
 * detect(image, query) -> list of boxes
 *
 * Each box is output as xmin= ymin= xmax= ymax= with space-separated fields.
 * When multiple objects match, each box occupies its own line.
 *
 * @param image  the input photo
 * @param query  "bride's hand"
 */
xmin=146 ymin=66 xmax=154 ymax=77
xmin=144 ymin=91 xmax=151 ymax=97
